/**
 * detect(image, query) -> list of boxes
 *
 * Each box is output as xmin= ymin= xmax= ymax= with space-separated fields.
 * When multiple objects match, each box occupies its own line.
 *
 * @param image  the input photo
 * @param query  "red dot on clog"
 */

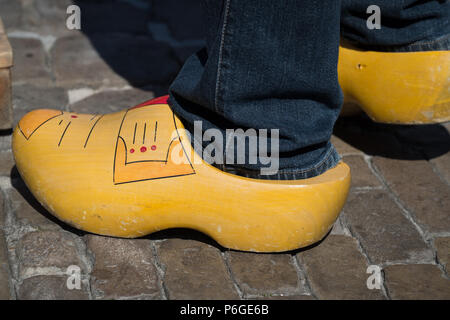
xmin=140 ymin=146 xmax=147 ymax=153
xmin=151 ymin=145 xmax=157 ymax=151
xmin=130 ymin=148 xmax=135 ymax=154
xmin=71 ymin=115 xmax=78 ymax=118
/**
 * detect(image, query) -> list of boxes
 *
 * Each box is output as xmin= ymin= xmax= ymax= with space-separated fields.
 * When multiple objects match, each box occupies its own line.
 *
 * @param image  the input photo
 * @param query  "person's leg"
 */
xmin=341 ymin=0 xmax=450 ymax=51
xmin=169 ymin=0 xmax=343 ymax=179
xmin=11 ymin=1 xmax=352 ymax=251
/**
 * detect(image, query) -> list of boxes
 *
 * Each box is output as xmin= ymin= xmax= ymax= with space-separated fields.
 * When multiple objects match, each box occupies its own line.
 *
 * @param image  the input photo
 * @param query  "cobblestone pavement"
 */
xmin=0 ymin=0 xmax=449 ymax=300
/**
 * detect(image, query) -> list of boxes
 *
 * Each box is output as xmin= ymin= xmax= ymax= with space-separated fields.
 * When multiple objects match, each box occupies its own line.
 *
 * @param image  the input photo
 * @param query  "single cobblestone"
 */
xmin=343 ymin=191 xmax=433 ymax=264
xmin=0 ymin=69 xmax=13 ymax=130
xmin=0 ymin=134 xmax=11 ymax=151
xmin=342 ymin=155 xmax=381 ymax=188
xmin=0 ymin=0 xmax=22 ymax=32
xmin=9 ymin=37 xmax=52 ymax=85
xmin=297 ymin=235 xmax=384 ymax=299
xmin=435 ymin=237 xmax=450 ymax=273
xmin=17 ymin=275 xmax=89 ymax=300
xmin=0 ymin=191 xmax=4 ymax=228
xmin=0 ymin=151 xmax=13 ymax=177
xmin=0 ymin=229 xmax=13 ymax=299
xmin=157 ymin=239 xmax=239 ymax=300
xmin=86 ymin=235 xmax=160 ymax=300
xmin=0 ymin=192 xmax=12 ymax=299
xmin=18 ymin=0 xmax=74 ymax=37
xmin=12 ymin=84 xmax=68 ymax=124
xmin=69 ymin=88 xmax=154 ymax=114
xmin=384 ymin=264 xmax=450 ymax=299
xmin=16 ymin=230 xmax=87 ymax=279
xmin=227 ymin=252 xmax=300 ymax=297
xmin=373 ymin=157 xmax=450 ymax=233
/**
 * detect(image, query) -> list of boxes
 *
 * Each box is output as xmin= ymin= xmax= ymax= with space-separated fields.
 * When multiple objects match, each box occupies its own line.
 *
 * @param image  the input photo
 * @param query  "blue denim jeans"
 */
xmin=342 ymin=0 xmax=450 ymax=52
xmin=168 ymin=0 xmax=450 ymax=180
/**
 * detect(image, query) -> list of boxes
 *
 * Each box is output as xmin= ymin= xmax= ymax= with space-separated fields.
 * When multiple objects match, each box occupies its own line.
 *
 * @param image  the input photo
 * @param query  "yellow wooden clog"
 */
xmin=338 ymin=45 xmax=450 ymax=124
xmin=12 ymin=96 xmax=351 ymax=252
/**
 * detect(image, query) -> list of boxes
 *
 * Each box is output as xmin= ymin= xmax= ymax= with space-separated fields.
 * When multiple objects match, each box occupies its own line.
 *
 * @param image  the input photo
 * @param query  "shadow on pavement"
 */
xmin=72 ymin=0 xmax=204 ymax=93
xmin=146 ymin=227 xmax=327 ymax=255
xmin=334 ymin=114 xmax=450 ymax=160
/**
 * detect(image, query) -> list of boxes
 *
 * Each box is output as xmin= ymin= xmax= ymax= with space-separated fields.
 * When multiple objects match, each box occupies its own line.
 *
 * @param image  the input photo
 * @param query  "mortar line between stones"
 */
xmin=221 ymin=251 xmax=244 ymax=299
xmin=67 ymin=85 xmax=135 ymax=106
xmin=117 ymin=293 xmax=159 ymax=300
xmin=16 ymin=266 xmax=70 ymax=280
xmin=44 ymin=36 xmax=56 ymax=86
xmin=0 ymin=182 xmax=15 ymax=273
xmin=429 ymin=231 xmax=450 ymax=237
xmin=340 ymin=152 xmax=366 ymax=157
xmin=149 ymin=241 xmax=169 ymax=300
xmin=292 ymin=254 xmax=317 ymax=300
xmin=79 ymin=236 xmax=94 ymax=300
xmin=427 ymin=158 xmax=450 ymax=188
xmin=430 ymin=238 xmax=450 ymax=280
xmin=335 ymin=215 xmax=352 ymax=237
xmin=63 ymin=91 xmax=71 ymax=112
xmin=7 ymin=32 xmax=57 ymax=53
xmin=428 ymin=232 xmax=450 ymax=279
xmin=352 ymin=186 xmax=384 ymax=192
xmin=380 ymin=269 xmax=392 ymax=300
xmin=365 ymin=155 xmax=431 ymax=243
xmin=290 ymin=254 xmax=316 ymax=299
xmin=8 ymin=32 xmax=57 ymax=86
xmin=0 ymin=186 xmax=17 ymax=300
xmin=0 ymin=177 xmax=12 ymax=190
xmin=434 ymin=258 xmax=450 ymax=280
xmin=339 ymin=210 xmax=391 ymax=300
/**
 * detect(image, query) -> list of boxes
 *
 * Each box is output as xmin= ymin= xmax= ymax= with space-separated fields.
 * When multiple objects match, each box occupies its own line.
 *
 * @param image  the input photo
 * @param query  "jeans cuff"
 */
xmin=342 ymin=33 xmax=450 ymax=52
xmin=218 ymin=144 xmax=341 ymax=180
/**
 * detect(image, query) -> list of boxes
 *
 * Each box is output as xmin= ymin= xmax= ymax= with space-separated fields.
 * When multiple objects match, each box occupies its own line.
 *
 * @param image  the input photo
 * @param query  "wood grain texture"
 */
xmin=0 ymin=68 xmax=12 ymax=129
xmin=0 ymin=18 xmax=4 ymax=34
xmin=0 ymin=34 xmax=12 ymax=68
xmin=0 ymin=17 xmax=13 ymax=129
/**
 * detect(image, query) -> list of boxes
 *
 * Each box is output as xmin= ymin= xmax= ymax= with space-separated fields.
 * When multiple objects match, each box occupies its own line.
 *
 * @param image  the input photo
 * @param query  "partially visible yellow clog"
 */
xmin=338 ymin=45 xmax=450 ymax=124
xmin=12 ymin=96 xmax=351 ymax=252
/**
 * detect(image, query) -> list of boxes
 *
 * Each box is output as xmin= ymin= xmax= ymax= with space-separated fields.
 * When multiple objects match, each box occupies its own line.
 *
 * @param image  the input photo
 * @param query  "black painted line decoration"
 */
xmin=58 ymin=121 xmax=72 ymax=147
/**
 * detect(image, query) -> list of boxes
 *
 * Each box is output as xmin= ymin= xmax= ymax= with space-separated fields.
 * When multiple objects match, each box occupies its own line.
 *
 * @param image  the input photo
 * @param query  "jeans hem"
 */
xmin=342 ymin=33 xmax=450 ymax=52
xmin=217 ymin=144 xmax=341 ymax=180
